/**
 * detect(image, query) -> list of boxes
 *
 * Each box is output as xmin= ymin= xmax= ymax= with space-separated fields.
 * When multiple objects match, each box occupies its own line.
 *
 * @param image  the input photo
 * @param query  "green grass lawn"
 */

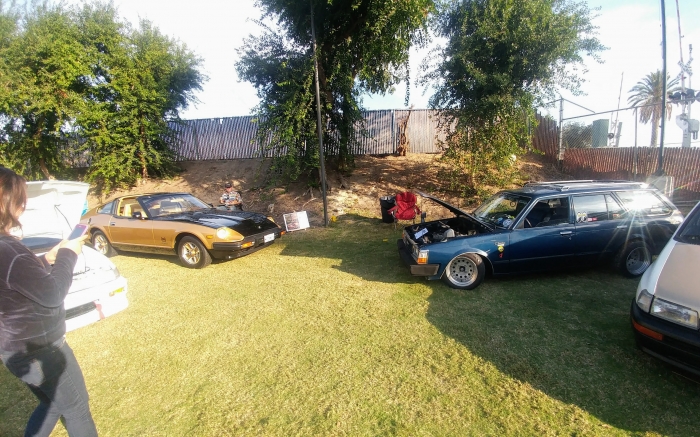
xmin=2 ymin=215 xmax=700 ymax=436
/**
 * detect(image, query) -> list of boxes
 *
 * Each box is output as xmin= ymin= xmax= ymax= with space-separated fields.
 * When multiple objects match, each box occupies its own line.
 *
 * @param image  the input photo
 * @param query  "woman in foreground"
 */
xmin=0 ymin=167 xmax=97 ymax=437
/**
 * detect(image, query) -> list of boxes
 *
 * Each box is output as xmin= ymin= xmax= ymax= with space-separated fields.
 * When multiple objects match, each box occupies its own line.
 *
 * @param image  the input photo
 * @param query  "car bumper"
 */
xmin=630 ymin=300 xmax=700 ymax=376
xmin=65 ymin=276 xmax=129 ymax=332
xmin=210 ymin=231 xmax=280 ymax=260
xmin=397 ymin=239 xmax=440 ymax=276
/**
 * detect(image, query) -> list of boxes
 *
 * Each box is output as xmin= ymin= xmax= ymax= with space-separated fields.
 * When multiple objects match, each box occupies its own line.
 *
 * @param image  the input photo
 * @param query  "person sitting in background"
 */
xmin=220 ymin=182 xmax=243 ymax=211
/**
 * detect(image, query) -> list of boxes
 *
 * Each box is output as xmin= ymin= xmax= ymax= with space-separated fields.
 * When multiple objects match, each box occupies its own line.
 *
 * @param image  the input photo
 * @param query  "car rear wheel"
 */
xmin=92 ymin=231 xmax=116 ymax=257
xmin=178 ymin=236 xmax=212 ymax=269
xmin=442 ymin=253 xmax=485 ymax=290
xmin=617 ymin=241 xmax=652 ymax=277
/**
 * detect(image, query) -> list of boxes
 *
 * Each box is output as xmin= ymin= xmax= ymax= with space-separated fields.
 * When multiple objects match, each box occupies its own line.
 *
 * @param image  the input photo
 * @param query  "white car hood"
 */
xmin=20 ymin=181 xmax=89 ymax=239
xmin=651 ymin=239 xmax=700 ymax=310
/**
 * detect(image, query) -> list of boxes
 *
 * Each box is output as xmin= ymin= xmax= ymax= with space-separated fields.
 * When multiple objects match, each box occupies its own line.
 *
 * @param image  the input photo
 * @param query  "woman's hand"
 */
xmin=45 ymin=235 xmax=88 ymax=263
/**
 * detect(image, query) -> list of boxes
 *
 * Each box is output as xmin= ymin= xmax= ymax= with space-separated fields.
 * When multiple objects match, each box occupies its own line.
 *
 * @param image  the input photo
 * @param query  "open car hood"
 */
xmin=19 ymin=181 xmax=89 ymax=239
xmin=416 ymin=191 xmax=472 ymax=218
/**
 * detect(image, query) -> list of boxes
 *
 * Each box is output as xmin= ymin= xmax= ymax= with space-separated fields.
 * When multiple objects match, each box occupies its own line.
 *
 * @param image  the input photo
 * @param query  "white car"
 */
xmin=19 ymin=181 xmax=128 ymax=332
xmin=631 ymin=201 xmax=700 ymax=375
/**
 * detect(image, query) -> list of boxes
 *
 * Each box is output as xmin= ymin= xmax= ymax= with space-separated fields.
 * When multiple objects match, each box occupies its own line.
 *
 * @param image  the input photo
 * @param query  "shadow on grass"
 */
xmin=279 ymin=213 xmax=422 ymax=285
xmin=282 ymin=213 xmax=700 ymax=435
xmin=426 ymin=270 xmax=700 ymax=435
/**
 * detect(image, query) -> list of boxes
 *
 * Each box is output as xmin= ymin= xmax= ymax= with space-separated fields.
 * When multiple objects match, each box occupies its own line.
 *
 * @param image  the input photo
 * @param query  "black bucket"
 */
xmin=379 ymin=196 xmax=396 ymax=223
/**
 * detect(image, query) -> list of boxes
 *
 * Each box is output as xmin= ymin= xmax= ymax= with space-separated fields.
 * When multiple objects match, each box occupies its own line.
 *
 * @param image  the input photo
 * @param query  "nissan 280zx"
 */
xmin=81 ymin=193 xmax=284 ymax=268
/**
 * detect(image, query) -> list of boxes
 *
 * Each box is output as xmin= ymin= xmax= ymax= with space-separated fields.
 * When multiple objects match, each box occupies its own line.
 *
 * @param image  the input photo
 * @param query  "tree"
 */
xmin=0 ymin=1 xmax=205 ymax=192
xmin=425 ymin=0 xmax=605 ymax=196
xmin=562 ymin=122 xmax=592 ymax=148
xmin=75 ymin=8 xmax=205 ymax=192
xmin=0 ymin=3 xmax=89 ymax=179
xmin=627 ymin=70 xmax=679 ymax=147
xmin=236 ymin=0 xmax=434 ymax=182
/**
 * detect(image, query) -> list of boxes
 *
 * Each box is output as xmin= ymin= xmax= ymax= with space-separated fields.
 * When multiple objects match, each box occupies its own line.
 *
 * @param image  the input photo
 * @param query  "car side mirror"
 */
xmin=132 ymin=211 xmax=144 ymax=220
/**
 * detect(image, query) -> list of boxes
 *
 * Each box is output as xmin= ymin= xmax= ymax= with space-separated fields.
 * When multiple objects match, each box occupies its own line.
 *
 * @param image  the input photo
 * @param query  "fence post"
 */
xmin=633 ymin=108 xmax=638 ymax=177
xmin=557 ymin=96 xmax=564 ymax=166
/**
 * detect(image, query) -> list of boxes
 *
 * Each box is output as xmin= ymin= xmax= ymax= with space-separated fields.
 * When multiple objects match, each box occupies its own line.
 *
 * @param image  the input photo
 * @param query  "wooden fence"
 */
xmin=532 ymin=114 xmax=700 ymax=201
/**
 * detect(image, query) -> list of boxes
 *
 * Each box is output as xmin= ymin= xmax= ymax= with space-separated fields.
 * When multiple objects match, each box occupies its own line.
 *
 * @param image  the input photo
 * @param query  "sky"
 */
xmin=62 ymin=0 xmax=700 ymax=146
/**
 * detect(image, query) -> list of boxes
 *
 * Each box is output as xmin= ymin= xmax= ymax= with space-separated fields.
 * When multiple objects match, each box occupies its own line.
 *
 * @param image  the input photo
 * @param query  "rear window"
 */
xmin=615 ymin=190 xmax=672 ymax=216
xmin=675 ymin=206 xmax=700 ymax=245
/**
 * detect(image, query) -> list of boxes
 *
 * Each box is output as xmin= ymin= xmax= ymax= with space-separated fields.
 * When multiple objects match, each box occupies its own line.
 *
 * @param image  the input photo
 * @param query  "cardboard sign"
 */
xmin=283 ymin=211 xmax=310 ymax=232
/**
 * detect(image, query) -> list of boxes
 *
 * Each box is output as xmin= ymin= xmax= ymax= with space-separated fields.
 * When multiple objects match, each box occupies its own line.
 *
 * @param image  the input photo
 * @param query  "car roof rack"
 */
xmin=524 ymin=180 xmax=647 ymax=191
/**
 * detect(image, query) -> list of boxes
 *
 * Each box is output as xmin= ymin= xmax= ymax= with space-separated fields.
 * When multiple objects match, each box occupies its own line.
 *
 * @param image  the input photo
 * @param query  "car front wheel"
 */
xmin=177 ymin=236 xmax=212 ymax=269
xmin=92 ymin=231 xmax=116 ymax=257
xmin=442 ymin=253 xmax=485 ymax=290
xmin=617 ymin=241 xmax=652 ymax=277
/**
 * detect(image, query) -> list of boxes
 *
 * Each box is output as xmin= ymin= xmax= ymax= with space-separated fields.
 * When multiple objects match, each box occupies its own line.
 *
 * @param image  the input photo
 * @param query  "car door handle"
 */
xmin=109 ymin=222 xmax=116 ymax=226
xmin=560 ymin=231 xmax=573 ymax=236
xmin=616 ymin=225 xmax=628 ymax=229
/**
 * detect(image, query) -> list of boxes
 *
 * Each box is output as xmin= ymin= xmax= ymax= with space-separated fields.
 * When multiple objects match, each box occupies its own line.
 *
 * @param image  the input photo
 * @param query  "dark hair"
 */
xmin=0 ymin=167 xmax=27 ymax=235
xmin=225 ymin=182 xmax=232 ymax=188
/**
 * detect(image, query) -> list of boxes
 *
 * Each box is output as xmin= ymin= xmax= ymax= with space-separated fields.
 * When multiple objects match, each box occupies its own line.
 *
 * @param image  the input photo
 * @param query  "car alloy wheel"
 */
xmin=92 ymin=231 xmax=116 ymax=257
xmin=177 ymin=236 xmax=212 ymax=269
xmin=442 ymin=253 xmax=485 ymax=290
xmin=625 ymin=245 xmax=651 ymax=276
xmin=617 ymin=240 xmax=651 ymax=277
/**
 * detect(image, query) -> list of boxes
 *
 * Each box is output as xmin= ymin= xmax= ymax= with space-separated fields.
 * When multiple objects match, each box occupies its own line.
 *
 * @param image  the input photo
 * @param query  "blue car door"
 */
xmin=508 ymin=196 xmax=577 ymax=273
xmin=572 ymin=193 xmax=627 ymax=265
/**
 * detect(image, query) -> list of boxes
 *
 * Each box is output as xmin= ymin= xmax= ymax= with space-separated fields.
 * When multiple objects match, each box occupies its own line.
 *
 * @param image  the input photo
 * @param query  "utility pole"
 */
xmin=310 ymin=0 xmax=329 ymax=226
xmin=657 ymin=0 xmax=667 ymax=175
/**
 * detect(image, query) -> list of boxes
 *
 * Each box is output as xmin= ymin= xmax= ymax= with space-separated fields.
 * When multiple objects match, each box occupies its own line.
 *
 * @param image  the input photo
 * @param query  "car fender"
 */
xmin=431 ymin=248 xmax=491 ymax=280
xmin=174 ymin=231 xmax=210 ymax=250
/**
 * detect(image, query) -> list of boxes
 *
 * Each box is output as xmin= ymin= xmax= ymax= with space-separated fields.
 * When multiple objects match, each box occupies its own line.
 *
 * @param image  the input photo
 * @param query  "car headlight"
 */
xmin=651 ymin=298 xmax=699 ymax=329
xmin=417 ymin=250 xmax=429 ymax=264
xmin=636 ymin=288 xmax=654 ymax=313
xmin=216 ymin=227 xmax=243 ymax=241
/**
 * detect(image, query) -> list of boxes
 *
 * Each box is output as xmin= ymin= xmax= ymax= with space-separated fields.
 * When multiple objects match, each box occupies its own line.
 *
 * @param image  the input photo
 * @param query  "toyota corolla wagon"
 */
xmin=397 ymin=180 xmax=683 ymax=290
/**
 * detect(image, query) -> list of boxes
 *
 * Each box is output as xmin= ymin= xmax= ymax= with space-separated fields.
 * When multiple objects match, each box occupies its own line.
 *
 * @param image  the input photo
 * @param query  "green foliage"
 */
xmin=426 ymin=0 xmax=605 ymax=195
xmin=563 ymin=122 xmax=593 ymax=149
xmin=627 ymin=70 xmax=679 ymax=148
xmin=236 ymin=0 xmax=434 ymax=184
xmin=0 ymin=1 xmax=204 ymax=193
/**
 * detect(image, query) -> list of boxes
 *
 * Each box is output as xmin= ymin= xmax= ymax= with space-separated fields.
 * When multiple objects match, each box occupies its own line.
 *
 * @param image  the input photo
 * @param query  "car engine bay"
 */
xmin=407 ymin=216 xmax=490 ymax=244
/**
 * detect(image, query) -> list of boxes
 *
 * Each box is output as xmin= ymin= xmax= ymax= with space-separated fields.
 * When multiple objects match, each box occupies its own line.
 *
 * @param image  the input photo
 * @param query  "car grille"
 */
xmin=66 ymin=302 xmax=96 ymax=320
xmin=403 ymin=233 xmax=419 ymax=259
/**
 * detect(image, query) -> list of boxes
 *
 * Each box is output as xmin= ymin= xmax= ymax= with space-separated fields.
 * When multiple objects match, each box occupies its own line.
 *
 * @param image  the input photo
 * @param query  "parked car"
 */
xmin=397 ymin=180 xmax=684 ymax=290
xmin=81 ymin=193 xmax=285 ymax=268
xmin=20 ymin=181 xmax=128 ymax=332
xmin=631 ymin=200 xmax=700 ymax=375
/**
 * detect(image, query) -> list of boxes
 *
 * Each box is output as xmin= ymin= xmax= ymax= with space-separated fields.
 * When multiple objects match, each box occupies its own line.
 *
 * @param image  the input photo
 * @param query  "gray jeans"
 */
xmin=1 ymin=337 xmax=97 ymax=437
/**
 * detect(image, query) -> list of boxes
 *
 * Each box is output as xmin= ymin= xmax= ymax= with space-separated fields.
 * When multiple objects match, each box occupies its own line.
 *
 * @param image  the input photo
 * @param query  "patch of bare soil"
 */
xmin=87 ymin=152 xmax=569 ymax=226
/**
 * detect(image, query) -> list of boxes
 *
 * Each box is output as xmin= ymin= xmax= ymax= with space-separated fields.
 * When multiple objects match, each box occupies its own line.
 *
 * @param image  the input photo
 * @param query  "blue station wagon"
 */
xmin=397 ymin=180 xmax=684 ymax=290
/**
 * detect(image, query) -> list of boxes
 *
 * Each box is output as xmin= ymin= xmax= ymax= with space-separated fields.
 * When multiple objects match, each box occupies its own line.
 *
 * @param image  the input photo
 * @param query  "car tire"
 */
xmin=177 ymin=236 xmax=212 ymax=269
xmin=92 ymin=230 xmax=117 ymax=257
xmin=616 ymin=240 xmax=652 ymax=277
xmin=442 ymin=253 xmax=485 ymax=290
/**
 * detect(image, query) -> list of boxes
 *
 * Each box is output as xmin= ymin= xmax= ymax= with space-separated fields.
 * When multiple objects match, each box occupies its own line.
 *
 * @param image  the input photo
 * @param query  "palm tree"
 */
xmin=627 ymin=71 xmax=680 ymax=147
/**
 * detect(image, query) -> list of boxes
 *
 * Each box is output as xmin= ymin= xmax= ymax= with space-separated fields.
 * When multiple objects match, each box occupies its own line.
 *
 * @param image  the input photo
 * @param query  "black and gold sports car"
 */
xmin=81 ymin=193 xmax=284 ymax=268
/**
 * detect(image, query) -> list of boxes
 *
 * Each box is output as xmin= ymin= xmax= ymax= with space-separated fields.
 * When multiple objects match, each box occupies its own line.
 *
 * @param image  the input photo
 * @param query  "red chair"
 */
xmin=388 ymin=192 xmax=421 ymax=228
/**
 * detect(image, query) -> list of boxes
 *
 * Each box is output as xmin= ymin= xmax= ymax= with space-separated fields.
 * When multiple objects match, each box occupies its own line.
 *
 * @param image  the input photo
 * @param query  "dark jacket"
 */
xmin=0 ymin=235 xmax=77 ymax=352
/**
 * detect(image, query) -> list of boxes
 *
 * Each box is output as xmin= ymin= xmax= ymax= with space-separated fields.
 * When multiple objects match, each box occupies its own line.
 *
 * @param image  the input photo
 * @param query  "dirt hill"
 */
xmin=87 ymin=152 xmax=569 ymax=226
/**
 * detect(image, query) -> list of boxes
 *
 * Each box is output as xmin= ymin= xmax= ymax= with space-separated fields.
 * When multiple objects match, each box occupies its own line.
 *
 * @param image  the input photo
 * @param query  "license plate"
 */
xmin=264 ymin=233 xmax=275 ymax=243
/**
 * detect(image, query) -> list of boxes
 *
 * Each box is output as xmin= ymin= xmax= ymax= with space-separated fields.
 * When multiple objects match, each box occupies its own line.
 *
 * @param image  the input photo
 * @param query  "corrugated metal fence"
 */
xmin=169 ymin=109 xmax=446 ymax=160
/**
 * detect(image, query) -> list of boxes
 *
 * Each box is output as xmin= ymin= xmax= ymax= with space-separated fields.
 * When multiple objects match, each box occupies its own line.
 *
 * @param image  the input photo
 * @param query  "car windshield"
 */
xmin=675 ymin=206 xmax=700 ymax=245
xmin=145 ymin=194 xmax=211 ymax=217
xmin=473 ymin=193 xmax=531 ymax=228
